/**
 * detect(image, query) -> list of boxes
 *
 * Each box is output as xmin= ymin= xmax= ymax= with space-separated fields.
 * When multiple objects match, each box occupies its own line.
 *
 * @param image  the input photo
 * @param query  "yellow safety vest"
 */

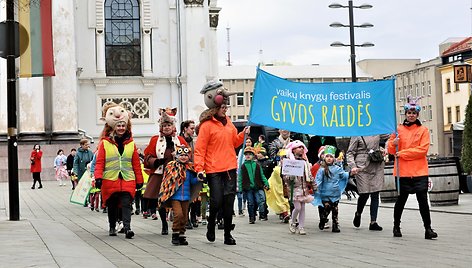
xmin=103 ymin=139 xmax=136 ymax=181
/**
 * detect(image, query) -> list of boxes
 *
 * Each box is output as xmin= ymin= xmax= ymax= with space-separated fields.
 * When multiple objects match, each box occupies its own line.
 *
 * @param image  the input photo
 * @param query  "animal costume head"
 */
xmin=404 ymin=95 xmax=422 ymax=114
xmin=200 ymin=80 xmax=236 ymax=109
xmin=286 ymin=140 xmax=308 ymax=160
xmin=175 ymin=144 xmax=191 ymax=163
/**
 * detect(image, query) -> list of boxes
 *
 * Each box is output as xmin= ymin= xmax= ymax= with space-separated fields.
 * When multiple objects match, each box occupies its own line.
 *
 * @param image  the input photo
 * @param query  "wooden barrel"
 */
xmin=380 ymin=162 xmax=398 ymax=203
xmin=428 ymin=158 xmax=460 ymax=206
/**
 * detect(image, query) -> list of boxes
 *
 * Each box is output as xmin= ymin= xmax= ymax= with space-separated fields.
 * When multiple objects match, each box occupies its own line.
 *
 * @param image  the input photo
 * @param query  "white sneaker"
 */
xmin=298 ymin=227 xmax=306 ymax=235
xmin=289 ymin=221 xmax=297 ymax=234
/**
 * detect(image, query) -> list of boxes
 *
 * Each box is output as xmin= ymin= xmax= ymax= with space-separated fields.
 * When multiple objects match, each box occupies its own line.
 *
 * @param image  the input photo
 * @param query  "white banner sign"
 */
xmin=281 ymin=159 xmax=305 ymax=177
xmin=70 ymin=170 xmax=92 ymax=206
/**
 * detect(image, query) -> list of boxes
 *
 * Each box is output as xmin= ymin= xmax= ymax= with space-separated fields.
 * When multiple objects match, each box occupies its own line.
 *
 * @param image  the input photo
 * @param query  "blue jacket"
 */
xmin=314 ymin=163 xmax=349 ymax=204
xmin=170 ymin=170 xmax=199 ymax=201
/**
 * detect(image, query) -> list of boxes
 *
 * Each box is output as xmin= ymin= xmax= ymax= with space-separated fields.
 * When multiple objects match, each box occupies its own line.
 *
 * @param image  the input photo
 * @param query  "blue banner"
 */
xmin=248 ymin=68 xmax=396 ymax=137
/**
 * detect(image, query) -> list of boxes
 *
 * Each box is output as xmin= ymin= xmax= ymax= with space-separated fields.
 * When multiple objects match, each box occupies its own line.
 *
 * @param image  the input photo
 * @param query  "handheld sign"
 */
xmin=281 ymin=159 xmax=306 ymax=177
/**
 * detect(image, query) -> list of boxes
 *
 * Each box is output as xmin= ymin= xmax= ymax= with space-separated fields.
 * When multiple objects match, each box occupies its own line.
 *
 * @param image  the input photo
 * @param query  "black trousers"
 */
xmin=107 ymin=192 xmax=132 ymax=230
xmin=32 ymin=172 xmax=42 ymax=188
xmin=394 ymin=177 xmax=431 ymax=229
xmin=207 ymin=169 xmax=236 ymax=236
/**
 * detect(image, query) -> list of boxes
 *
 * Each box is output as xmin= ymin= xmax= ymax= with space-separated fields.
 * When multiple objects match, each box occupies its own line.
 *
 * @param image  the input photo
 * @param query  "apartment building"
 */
xmin=439 ymin=37 xmax=472 ymax=156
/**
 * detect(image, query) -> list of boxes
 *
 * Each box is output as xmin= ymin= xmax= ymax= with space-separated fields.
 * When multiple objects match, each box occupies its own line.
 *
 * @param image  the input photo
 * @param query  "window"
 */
xmin=455 ymin=83 xmax=460 ymax=92
xmin=237 ymin=115 xmax=245 ymax=120
xmin=446 ymin=79 xmax=451 ymax=93
xmin=428 ymin=81 xmax=432 ymax=95
xmin=428 ymin=105 xmax=432 ymax=120
xmin=421 ymin=82 xmax=425 ymax=96
xmin=415 ymin=84 xmax=419 ymax=96
xmin=447 ymin=107 xmax=452 ymax=124
xmin=456 ymin=106 xmax=461 ymax=122
xmin=249 ymin=92 xmax=253 ymax=104
xmin=236 ymin=93 xmax=244 ymax=106
xmin=105 ymin=0 xmax=141 ymax=76
xmin=430 ymin=129 xmax=434 ymax=145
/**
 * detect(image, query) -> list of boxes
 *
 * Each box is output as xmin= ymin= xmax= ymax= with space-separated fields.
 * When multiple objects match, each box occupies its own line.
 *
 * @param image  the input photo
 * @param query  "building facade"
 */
xmin=393 ymin=58 xmax=445 ymax=156
xmin=438 ymin=37 xmax=472 ymax=156
xmin=0 ymin=0 xmax=222 ymax=181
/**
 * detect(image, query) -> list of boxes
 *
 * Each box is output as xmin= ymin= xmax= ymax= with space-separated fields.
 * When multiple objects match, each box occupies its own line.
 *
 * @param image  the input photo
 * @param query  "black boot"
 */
xmin=125 ymin=229 xmax=135 ymax=239
xmin=393 ymin=226 xmax=402 ymax=237
xmin=171 ymin=233 xmax=180 ymax=245
xmin=109 ymin=227 xmax=117 ymax=236
xmin=425 ymin=228 xmax=438 ymax=240
xmin=206 ymin=222 xmax=216 ymax=242
xmin=332 ymin=223 xmax=340 ymax=233
xmin=161 ymin=221 xmax=169 ymax=235
xmin=224 ymin=234 xmax=236 ymax=245
xmin=353 ymin=212 xmax=361 ymax=228
xmin=179 ymin=235 xmax=189 ymax=245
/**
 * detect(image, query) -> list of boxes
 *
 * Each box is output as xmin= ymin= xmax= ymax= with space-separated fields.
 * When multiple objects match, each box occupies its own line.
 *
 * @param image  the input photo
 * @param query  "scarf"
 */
xmin=158 ymin=161 xmax=196 ymax=207
xmin=214 ymin=114 xmax=227 ymax=126
xmin=154 ymin=134 xmax=182 ymax=174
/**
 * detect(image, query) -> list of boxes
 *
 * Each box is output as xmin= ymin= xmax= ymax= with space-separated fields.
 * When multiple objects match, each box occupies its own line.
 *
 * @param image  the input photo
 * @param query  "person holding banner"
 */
xmin=94 ymin=103 xmax=144 ymax=239
xmin=195 ymin=80 xmax=248 ymax=246
xmin=388 ymin=96 xmax=437 ymax=240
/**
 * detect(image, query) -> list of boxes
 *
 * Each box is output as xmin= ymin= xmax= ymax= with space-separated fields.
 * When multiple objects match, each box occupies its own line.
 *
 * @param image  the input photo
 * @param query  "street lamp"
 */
xmin=329 ymin=1 xmax=373 ymax=82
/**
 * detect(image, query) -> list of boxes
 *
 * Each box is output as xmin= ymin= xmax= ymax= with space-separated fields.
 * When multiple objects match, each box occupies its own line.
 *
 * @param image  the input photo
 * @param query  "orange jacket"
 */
xmin=387 ymin=124 xmax=430 ymax=178
xmin=194 ymin=116 xmax=245 ymax=174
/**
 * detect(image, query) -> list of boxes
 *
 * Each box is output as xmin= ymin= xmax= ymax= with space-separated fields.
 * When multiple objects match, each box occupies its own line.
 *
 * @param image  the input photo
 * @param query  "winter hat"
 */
xmin=243 ymin=146 xmax=255 ymax=155
xmin=158 ymin=107 xmax=177 ymax=126
xmin=175 ymin=144 xmax=191 ymax=157
xmin=324 ymin=145 xmax=337 ymax=157
xmin=286 ymin=140 xmax=308 ymax=160
xmin=200 ymin=80 xmax=236 ymax=109
xmin=404 ymin=95 xmax=422 ymax=114
xmin=258 ymin=146 xmax=267 ymax=156
xmin=318 ymin=146 xmax=326 ymax=159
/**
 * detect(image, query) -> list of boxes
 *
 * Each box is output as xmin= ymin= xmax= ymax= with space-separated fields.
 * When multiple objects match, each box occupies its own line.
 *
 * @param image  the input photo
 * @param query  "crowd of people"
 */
xmin=29 ymin=82 xmax=438 ymax=243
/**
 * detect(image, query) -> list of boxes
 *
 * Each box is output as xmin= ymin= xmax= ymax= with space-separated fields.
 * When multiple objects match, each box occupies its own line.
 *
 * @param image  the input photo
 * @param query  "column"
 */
xmin=142 ymin=29 xmax=152 ymax=76
xmin=50 ymin=0 xmax=80 ymax=140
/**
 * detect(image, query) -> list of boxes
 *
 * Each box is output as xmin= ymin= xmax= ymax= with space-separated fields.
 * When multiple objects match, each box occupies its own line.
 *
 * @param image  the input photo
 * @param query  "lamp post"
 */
xmin=329 ymin=1 xmax=373 ymax=82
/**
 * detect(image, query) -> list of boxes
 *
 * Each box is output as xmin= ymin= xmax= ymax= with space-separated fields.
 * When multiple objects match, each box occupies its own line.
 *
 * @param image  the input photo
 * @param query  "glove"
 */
xmin=153 ymin=158 xmax=165 ymax=168
xmin=95 ymin=178 xmax=102 ymax=189
xmin=136 ymin=183 xmax=143 ymax=190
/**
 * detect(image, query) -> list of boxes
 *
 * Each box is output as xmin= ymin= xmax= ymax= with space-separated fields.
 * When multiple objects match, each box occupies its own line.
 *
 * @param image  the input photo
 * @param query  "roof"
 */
xmin=441 ymin=37 xmax=472 ymax=57
xmin=218 ymin=65 xmax=373 ymax=80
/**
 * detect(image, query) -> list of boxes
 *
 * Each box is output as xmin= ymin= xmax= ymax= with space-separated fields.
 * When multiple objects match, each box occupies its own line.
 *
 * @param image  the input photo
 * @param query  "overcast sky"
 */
xmin=216 ymin=0 xmax=472 ymax=67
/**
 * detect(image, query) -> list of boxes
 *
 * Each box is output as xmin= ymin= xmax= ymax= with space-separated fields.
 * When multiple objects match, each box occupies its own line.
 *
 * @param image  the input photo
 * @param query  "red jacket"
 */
xmin=94 ymin=135 xmax=144 ymax=206
xmin=194 ymin=117 xmax=245 ymax=174
xmin=30 ymin=150 xmax=43 ymax=173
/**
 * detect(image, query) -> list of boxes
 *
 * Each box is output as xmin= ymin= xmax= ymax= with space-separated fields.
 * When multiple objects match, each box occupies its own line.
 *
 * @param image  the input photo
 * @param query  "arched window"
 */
xmin=105 ymin=0 xmax=141 ymax=76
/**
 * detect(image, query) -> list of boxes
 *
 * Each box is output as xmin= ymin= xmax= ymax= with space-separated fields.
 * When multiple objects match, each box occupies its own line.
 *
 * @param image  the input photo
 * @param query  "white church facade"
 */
xmin=0 ymin=0 xmax=222 ymax=181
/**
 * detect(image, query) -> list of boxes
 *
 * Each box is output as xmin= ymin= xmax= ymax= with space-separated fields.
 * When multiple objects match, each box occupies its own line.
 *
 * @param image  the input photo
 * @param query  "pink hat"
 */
xmin=286 ymin=140 xmax=308 ymax=160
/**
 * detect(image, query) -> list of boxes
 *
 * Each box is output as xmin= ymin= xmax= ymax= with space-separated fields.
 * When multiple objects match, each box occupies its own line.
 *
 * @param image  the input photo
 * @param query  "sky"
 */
xmin=216 ymin=0 xmax=472 ymax=67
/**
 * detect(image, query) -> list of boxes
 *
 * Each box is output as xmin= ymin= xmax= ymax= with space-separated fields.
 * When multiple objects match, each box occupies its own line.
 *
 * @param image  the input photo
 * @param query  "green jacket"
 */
xmin=238 ymin=160 xmax=269 ymax=191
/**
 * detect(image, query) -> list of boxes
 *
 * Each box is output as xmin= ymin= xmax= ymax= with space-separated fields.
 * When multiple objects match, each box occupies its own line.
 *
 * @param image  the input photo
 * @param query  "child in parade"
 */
xmin=315 ymin=145 xmax=356 ymax=233
xmin=283 ymin=140 xmax=314 ymax=235
xmin=54 ymin=149 xmax=68 ymax=186
xmin=158 ymin=145 xmax=202 ymax=245
xmin=238 ymin=146 xmax=270 ymax=224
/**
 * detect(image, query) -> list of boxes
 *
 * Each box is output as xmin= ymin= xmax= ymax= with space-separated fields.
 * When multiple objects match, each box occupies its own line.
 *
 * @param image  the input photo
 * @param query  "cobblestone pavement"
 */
xmin=1 ymin=181 xmax=471 ymax=268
